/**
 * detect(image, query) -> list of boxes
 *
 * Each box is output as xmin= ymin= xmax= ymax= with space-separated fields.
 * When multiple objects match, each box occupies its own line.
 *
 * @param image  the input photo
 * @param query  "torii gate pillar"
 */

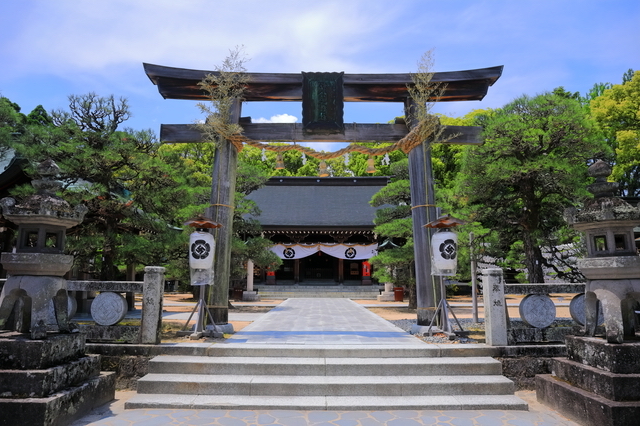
xmin=204 ymin=99 xmax=241 ymax=325
xmin=405 ymin=100 xmax=438 ymax=324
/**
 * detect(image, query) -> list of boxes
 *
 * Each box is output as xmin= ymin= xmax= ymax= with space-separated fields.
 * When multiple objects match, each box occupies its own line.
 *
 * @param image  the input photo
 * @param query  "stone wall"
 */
xmin=495 ymin=345 xmax=567 ymax=390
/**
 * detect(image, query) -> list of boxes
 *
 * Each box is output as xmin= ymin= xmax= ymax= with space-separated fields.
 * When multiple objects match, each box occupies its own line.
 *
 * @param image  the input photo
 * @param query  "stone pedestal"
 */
xmin=377 ymin=282 xmax=395 ymax=302
xmin=377 ymin=283 xmax=395 ymax=302
xmin=242 ymin=291 xmax=260 ymax=301
xmin=0 ymin=331 xmax=115 ymax=426
xmin=377 ymin=292 xmax=395 ymax=302
xmin=537 ymin=335 xmax=640 ymax=426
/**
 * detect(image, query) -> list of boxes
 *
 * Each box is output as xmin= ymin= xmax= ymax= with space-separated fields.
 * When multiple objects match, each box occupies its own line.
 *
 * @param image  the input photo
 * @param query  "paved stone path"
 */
xmin=71 ymin=298 xmax=580 ymax=425
xmin=223 ymin=298 xmax=425 ymax=346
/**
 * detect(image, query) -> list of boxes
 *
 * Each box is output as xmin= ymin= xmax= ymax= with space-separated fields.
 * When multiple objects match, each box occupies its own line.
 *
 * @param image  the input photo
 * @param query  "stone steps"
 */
xmin=254 ymin=285 xmax=383 ymax=299
xmin=126 ymin=346 xmax=525 ymax=411
xmin=257 ymin=292 xmax=380 ymax=299
xmin=204 ymin=343 xmax=499 ymax=358
xmin=136 ymin=373 xmax=515 ymax=396
xmin=145 ymin=355 xmax=503 ymax=376
xmin=126 ymin=393 xmax=528 ymax=411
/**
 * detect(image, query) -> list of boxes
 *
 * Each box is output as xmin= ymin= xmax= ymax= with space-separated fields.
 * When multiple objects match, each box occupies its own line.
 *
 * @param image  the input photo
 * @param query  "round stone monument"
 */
xmin=519 ymin=294 xmax=556 ymax=328
xmin=90 ymin=292 xmax=128 ymax=326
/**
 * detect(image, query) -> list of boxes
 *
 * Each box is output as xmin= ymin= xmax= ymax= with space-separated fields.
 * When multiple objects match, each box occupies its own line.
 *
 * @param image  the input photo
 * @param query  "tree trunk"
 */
xmin=522 ymin=231 xmax=545 ymax=283
xmin=408 ymin=284 xmax=417 ymax=309
xmin=100 ymin=218 xmax=117 ymax=281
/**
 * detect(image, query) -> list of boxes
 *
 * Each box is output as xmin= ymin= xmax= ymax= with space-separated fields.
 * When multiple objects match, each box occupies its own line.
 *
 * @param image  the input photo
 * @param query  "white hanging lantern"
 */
xmin=189 ymin=231 xmax=215 ymax=270
xmin=431 ymin=230 xmax=458 ymax=276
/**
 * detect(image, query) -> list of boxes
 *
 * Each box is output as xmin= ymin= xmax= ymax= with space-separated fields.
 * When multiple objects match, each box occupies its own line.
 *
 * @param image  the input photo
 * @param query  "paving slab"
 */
xmin=71 ymin=391 xmax=580 ymax=425
xmin=222 ymin=298 xmax=429 ymax=346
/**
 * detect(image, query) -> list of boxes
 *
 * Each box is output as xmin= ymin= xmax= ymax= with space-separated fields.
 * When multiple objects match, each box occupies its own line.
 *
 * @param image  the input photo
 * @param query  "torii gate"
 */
xmin=144 ymin=63 xmax=503 ymax=326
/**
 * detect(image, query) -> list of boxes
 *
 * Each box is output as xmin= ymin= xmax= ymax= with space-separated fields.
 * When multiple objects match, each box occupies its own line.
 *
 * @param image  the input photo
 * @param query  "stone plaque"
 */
xmin=569 ymin=293 xmax=604 ymax=326
xmin=519 ymin=294 xmax=556 ymax=328
xmin=91 ymin=292 xmax=128 ymax=326
xmin=302 ymin=72 xmax=344 ymax=134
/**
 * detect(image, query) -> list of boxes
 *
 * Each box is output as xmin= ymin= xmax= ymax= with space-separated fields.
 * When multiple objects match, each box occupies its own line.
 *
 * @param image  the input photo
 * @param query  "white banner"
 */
xmin=270 ymin=244 xmax=319 ymax=260
xmin=271 ymin=243 xmax=378 ymax=260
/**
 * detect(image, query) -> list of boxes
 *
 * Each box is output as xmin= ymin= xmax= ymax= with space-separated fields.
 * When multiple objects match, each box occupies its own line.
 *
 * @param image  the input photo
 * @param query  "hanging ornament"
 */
xmin=318 ymin=161 xmax=329 ymax=177
xmin=302 ymin=153 xmax=307 ymax=165
xmin=382 ymin=153 xmax=391 ymax=166
xmin=344 ymin=152 xmax=350 ymax=165
xmin=275 ymin=153 xmax=285 ymax=169
xmin=261 ymin=148 xmax=267 ymax=162
xmin=366 ymin=157 xmax=376 ymax=174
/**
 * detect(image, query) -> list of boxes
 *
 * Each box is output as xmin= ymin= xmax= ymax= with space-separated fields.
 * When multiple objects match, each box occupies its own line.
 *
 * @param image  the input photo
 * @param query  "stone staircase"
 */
xmin=254 ymin=284 xmax=384 ymax=300
xmin=125 ymin=344 xmax=527 ymax=411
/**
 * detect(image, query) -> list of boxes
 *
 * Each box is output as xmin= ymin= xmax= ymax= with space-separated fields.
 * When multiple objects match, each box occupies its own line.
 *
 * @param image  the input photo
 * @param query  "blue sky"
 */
xmin=1 ymin=0 xmax=639 ymax=143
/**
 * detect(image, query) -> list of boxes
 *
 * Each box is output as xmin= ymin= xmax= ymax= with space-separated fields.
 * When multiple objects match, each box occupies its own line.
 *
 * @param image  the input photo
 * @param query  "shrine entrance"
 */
xmin=144 ymin=61 xmax=502 ymax=325
xmin=302 ymin=253 xmax=335 ymax=281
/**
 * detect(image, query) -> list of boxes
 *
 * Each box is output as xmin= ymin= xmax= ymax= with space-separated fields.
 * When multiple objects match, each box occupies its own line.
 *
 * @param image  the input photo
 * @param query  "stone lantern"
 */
xmin=0 ymin=159 xmax=87 ymax=338
xmin=565 ymin=160 xmax=640 ymax=343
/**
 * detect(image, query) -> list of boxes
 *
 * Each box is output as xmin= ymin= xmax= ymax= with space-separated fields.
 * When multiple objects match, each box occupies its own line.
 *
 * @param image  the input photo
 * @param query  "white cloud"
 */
xmin=1 ymin=0 xmax=638 ymax=129
xmin=253 ymin=114 xmax=298 ymax=124
xmin=1 ymin=0 xmax=400 ymax=79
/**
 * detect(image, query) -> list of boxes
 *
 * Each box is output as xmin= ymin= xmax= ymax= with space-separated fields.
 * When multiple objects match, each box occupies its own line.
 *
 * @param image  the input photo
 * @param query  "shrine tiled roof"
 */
xmin=245 ymin=176 xmax=389 ymax=230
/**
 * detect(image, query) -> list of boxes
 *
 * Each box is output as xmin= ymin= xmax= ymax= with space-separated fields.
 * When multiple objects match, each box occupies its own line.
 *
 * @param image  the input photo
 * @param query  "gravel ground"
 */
xmin=389 ymin=318 xmax=485 ymax=344
xmin=389 ymin=317 xmax=577 ymax=344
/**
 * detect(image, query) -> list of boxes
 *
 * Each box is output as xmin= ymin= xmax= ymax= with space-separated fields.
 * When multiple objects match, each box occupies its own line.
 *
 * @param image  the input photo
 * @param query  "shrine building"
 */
xmin=245 ymin=176 xmax=389 ymax=286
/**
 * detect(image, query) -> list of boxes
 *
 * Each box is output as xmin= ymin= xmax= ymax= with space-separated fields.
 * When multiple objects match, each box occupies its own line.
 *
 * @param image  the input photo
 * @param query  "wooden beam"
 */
xmin=143 ymin=63 xmax=503 ymax=103
xmin=161 ymin=123 xmax=482 ymax=145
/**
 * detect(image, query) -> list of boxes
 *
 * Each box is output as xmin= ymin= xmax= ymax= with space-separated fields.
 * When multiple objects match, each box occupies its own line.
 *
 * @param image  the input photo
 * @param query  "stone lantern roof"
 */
xmin=0 ymin=159 xmax=88 ymax=228
xmin=565 ymin=160 xmax=640 ymax=278
xmin=566 ymin=160 xmax=640 ymax=227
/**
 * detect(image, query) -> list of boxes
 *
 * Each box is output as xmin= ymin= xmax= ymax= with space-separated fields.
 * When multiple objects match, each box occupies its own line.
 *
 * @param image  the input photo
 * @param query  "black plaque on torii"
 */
xmin=302 ymin=72 xmax=344 ymax=135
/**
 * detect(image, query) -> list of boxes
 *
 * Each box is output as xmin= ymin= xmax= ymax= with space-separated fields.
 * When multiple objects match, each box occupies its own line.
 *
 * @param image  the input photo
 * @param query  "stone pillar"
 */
xmin=243 ymin=259 xmax=259 ymax=301
xmin=140 ymin=266 xmax=165 ymax=344
xmin=246 ymin=260 xmax=254 ymax=292
xmin=405 ymin=100 xmax=437 ymax=325
xmin=483 ymin=268 xmax=508 ymax=346
xmin=205 ymin=100 xmax=241 ymax=324
xmin=125 ymin=263 xmax=136 ymax=311
xmin=470 ymin=232 xmax=479 ymax=323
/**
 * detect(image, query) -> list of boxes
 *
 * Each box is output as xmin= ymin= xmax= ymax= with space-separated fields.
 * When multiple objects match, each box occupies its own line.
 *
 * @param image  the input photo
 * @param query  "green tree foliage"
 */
xmin=623 ymin=68 xmax=635 ymax=84
xmin=435 ymin=110 xmax=491 ymax=204
xmin=236 ymin=143 xmax=404 ymax=178
xmin=230 ymin=160 xmax=282 ymax=280
xmin=0 ymin=97 xmax=26 ymax=161
xmin=454 ymin=92 xmax=608 ymax=283
xmin=590 ymin=70 xmax=640 ymax=196
xmin=8 ymin=93 xmax=194 ymax=280
xmin=368 ymin=158 xmax=417 ymax=306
